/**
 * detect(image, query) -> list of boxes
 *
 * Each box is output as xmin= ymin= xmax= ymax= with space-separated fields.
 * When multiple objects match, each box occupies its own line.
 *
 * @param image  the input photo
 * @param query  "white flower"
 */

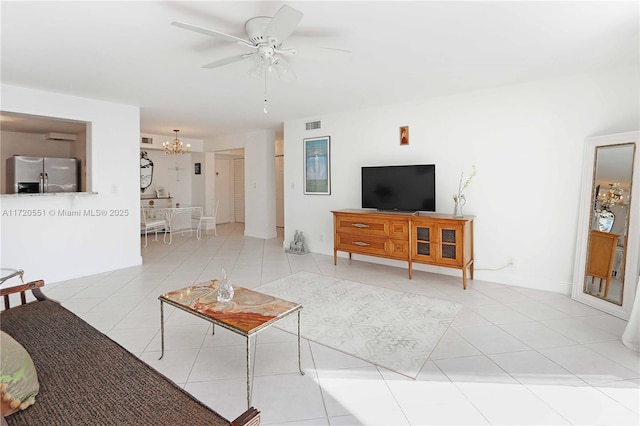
xmin=454 ymin=165 xmax=476 ymax=199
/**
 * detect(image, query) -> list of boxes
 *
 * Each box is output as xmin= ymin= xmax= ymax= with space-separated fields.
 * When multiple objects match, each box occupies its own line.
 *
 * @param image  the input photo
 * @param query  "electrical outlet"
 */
xmin=319 ymin=234 xmax=324 ymax=242
xmin=507 ymin=256 xmax=515 ymax=267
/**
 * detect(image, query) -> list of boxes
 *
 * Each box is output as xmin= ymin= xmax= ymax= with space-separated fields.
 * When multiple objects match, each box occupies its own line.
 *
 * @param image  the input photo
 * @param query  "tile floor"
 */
xmin=34 ymin=224 xmax=640 ymax=425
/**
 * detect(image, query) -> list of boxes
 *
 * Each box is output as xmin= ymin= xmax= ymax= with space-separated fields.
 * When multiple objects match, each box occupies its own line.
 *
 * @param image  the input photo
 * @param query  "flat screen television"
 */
xmin=361 ymin=164 xmax=436 ymax=212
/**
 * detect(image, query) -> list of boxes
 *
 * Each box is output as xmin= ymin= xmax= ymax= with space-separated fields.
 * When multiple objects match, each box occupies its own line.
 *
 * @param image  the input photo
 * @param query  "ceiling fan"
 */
xmin=172 ymin=4 xmax=350 ymax=111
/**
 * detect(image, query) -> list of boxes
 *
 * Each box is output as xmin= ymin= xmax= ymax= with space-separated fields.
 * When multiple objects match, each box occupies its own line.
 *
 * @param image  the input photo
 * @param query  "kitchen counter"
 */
xmin=1 ymin=192 xmax=98 ymax=197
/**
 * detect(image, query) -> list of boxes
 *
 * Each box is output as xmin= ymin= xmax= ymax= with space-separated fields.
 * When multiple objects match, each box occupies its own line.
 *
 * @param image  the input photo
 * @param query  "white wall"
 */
xmin=0 ymin=85 xmax=141 ymax=283
xmin=284 ymin=64 xmax=639 ymax=294
xmin=141 ymin=149 xmax=193 ymax=206
xmin=245 ymin=135 xmax=276 ymax=238
xmin=140 ymin=131 xmax=205 ymax=206
xmin=205 ymin=129 xmax=277 ymax=239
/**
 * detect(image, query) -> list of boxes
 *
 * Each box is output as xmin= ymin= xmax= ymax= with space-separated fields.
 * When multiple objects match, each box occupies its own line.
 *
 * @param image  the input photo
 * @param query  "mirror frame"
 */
xmin=140 ymin=151 xmax=154 ymax=193
xmin=572 ymin=131 xmax=640 ymax=319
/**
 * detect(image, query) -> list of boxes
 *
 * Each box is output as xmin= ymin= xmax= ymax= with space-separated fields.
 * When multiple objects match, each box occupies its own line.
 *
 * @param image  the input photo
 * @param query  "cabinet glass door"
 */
xmin=414 ymin=226 xmax=433 ymax=260
xmin=437 ymin=226 xmax=461 ymax=265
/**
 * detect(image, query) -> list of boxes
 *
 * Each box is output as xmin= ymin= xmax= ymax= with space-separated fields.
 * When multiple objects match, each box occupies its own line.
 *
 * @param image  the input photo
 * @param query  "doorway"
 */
xmin=213 ymin=145 xmax=283 ymax=230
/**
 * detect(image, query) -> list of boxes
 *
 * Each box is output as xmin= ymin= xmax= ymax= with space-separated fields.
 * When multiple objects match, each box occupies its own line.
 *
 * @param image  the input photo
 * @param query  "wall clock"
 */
xmin=140 ymin=151 xmax=154 ymax=192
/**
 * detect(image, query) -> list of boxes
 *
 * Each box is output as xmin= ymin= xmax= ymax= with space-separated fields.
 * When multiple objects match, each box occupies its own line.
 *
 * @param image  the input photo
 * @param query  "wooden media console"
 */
xmin=332 ymin=209 xmax=474 ymax=289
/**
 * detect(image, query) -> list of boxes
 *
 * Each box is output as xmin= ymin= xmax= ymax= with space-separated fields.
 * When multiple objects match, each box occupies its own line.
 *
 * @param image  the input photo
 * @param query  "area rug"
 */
xmin=256 ymin=271 xmax=461 ymax=378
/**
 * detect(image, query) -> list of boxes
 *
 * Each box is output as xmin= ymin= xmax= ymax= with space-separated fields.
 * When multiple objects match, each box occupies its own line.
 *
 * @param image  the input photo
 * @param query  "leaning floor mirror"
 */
xmin=572 ymin=131 xmax=640 ymax=319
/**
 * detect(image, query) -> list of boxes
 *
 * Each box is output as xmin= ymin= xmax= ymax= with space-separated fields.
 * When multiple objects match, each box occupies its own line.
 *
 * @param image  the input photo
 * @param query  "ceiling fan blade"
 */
xmin=288 ymin=26 xmax=349 ymax=38
xmin=264 ymin=5 xmax=303 ymax=44
xmin=202 ymin=54 xmax=253 ymax=69
xmin=172 ymin=21 xmax=250 ymax=45
xmin=295 ymin=46 xmax=353 ymax=62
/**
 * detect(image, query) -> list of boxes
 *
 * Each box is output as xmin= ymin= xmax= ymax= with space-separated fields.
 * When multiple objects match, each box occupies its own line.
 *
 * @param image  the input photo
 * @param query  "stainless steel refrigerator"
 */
xmin=6 ymin=155 xmax=79 ymax=193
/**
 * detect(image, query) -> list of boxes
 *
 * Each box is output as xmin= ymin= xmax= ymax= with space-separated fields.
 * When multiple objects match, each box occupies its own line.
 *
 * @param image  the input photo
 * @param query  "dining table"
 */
xmin=143 ymin=206 xmax=202 ymax=244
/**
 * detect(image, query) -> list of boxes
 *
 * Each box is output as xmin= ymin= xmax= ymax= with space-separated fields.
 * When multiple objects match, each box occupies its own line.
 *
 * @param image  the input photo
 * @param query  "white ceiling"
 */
xmin=1 ymin=1 xmax=638 ymax=140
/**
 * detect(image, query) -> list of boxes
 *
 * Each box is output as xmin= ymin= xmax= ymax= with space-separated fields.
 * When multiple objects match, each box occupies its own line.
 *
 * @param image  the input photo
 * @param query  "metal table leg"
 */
xmin=246 ymin=335 xmax=251 ymax=409
xmin=159 ymin=300 xmax=165 ymax=360
xmin=298 ymin=310 xmax=304 ymax=375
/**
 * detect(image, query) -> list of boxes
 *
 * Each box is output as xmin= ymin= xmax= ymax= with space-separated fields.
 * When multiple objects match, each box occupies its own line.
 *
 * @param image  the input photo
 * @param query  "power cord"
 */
xmin=475 ymin=262 xmax=512 ymax=272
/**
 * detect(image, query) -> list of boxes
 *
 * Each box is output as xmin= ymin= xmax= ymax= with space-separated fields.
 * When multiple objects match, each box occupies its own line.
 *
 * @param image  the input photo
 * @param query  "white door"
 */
xmin=215 ymin=158 xmax=233 ymax=223
xmin=234 ymin=158 xmax=245 ymax=223
xmin=276 ymin=155 xmax=284 ymax=227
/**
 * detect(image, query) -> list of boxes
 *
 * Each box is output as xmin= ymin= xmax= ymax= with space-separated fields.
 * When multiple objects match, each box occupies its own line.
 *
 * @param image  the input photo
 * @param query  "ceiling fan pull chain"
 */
xmin=263 ymin=71 xmax=269 ymax=114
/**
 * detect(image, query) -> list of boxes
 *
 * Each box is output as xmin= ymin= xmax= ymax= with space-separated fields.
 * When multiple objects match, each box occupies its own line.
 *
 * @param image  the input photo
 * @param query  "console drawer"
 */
xmin=335 ymin=215 xmax=409 ymax=238
xmin=335 ymin=234 xmax=407 ymax=259
xmin=335 ymin=216 xmax=390 ymax=237
xmin=336 ymin=234 xmax=387 ymax=256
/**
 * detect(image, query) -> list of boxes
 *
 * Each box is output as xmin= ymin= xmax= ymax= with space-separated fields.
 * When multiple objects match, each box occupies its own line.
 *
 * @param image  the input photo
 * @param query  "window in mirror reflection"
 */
xmin=583 ymin=143 xmax=635 ymax=306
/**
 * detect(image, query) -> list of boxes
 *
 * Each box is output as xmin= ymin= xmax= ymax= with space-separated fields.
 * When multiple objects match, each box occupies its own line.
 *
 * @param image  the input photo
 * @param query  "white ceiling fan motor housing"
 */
xmin=245 ymin=17 xmax=276 ymax=46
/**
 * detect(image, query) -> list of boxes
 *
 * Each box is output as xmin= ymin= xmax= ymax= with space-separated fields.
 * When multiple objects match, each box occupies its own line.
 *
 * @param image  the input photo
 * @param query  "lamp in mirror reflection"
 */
xmin=163 ymin=129 xmax=191 ymax=155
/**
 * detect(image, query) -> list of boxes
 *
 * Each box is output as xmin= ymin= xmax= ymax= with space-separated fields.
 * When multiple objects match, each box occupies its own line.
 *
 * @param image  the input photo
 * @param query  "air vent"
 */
xmin=305 ymin=120 xmax=321 ymax=131
xmin=141 ymin=137 xmax=153 ymax=145
xmin=44 ymin=132 xmax=76 ymax=141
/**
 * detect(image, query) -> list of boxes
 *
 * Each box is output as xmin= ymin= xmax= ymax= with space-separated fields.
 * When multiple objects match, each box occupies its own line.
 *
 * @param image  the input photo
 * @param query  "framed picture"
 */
xmin=400 ymin=126 xmax=409 ymax=145
xmin=155 ymin=187 xmax=168 ymax=198
xmin=304 ymin=136 xmax=331 ymax=195
xmin=194 ymin=162 xmax=201 ymax=175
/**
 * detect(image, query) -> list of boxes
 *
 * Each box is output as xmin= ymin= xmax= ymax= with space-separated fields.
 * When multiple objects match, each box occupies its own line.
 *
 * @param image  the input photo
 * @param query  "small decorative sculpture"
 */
xmin=286 ymin=230 xmax=309 ymax=255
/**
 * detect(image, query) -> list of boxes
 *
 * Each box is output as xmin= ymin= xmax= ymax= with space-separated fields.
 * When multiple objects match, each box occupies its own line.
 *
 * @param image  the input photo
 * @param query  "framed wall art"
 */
xmin=194 ymin=162 xmax=201 ymax=175
xmin=400 ymin=126 xmax=409 ymax=145
xmin=304 ymin=136 xmax=331 ymax=195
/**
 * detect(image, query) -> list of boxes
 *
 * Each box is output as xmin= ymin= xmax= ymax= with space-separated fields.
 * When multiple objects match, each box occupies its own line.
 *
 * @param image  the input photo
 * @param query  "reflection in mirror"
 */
xmin=596 ymin=210 xmax=615 ymax=232
xmin=583 ymin=143 xmax=635 ymax=305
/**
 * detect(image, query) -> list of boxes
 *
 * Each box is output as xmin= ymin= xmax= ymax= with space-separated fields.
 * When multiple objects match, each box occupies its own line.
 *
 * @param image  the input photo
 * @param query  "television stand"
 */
xmin=332 ymin=209 xmax=474 ymax=289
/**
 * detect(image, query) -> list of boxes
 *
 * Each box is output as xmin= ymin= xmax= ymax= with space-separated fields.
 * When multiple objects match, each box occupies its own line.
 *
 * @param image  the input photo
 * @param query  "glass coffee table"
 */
xmin=158 ymin=280 xmax=304 ymax=408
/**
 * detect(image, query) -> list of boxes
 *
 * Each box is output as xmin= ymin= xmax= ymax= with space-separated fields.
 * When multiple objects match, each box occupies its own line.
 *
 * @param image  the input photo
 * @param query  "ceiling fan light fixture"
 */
xmin=273 ymin=57 xmax=295 ymax=82
xmin=248 ymin=56 xmax=266 ymax=79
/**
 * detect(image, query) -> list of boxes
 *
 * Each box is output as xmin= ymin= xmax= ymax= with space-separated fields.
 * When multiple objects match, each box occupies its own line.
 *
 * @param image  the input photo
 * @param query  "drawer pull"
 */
xmin=352 ymin=223 xmax=370 ymax=228
xmin=353 ymin=241 xmax=370 ymax=246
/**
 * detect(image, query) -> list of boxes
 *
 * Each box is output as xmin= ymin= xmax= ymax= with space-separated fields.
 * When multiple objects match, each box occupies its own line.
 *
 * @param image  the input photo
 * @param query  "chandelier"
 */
xmin=597 ymin=182 xmax=626 ymax=209
xmin=163 ymin=129 xmax=191 ymax=155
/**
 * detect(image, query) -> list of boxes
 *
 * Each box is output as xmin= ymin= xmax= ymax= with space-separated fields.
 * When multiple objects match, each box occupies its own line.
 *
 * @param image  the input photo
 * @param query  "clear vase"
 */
xmin=217 ymin=267 xmax=234 ymax=302
xmin=453 ymin=195 xmax=465 ymax=218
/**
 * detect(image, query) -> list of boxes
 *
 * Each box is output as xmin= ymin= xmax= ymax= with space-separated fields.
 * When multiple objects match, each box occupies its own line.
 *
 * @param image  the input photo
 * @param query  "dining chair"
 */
xmin=195 ymin=199 xmax=219 ymax=239
xmin=141 ymin=207 xmax=168 ymax=247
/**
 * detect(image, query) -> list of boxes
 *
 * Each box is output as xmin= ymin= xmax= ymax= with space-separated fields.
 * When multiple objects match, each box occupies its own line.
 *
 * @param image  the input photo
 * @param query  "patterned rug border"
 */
xmin=256 ymin=272 xmax=461 ymax=379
